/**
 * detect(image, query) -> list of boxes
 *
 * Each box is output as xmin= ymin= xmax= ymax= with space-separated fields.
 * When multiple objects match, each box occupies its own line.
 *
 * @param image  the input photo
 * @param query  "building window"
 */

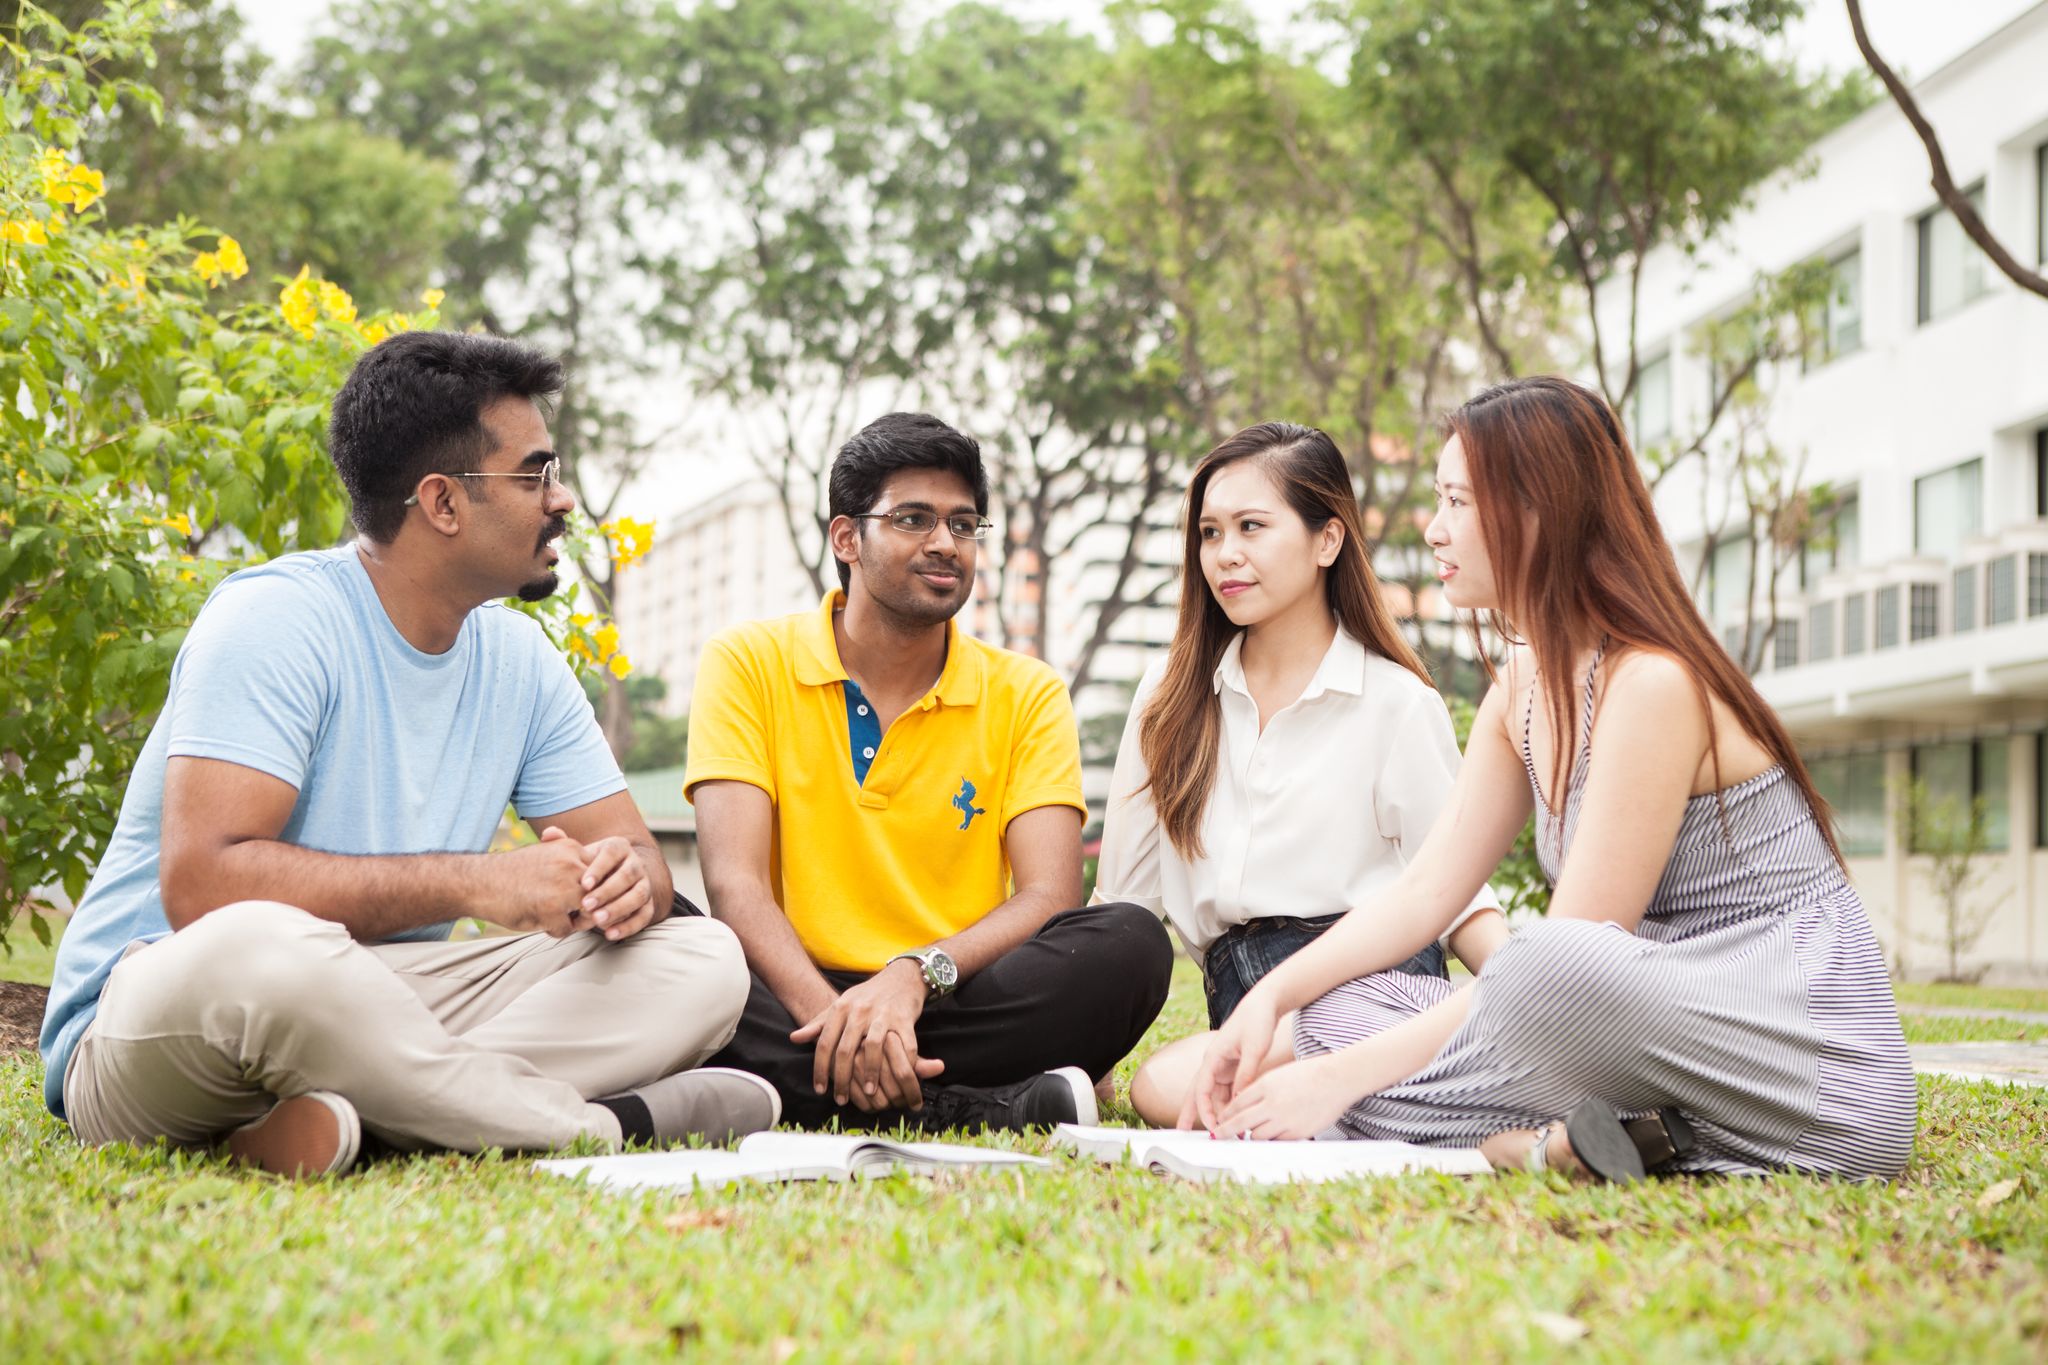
xmin=1875 ymin=585 xmax=1900 ymax=650
xmin=1634 ymin=351 xmax=1673 ymax=448
xmin=1812 ymin=752 xmax=1886 ymax=857
xmin=1843 ymin=593 xmax=1868 ymax=654
xmin=1773 ymin=620 xmax=1800 ymax=670
xmin=1913 ymin=457 xmax=1983 ymax=559
xmin=1953 ymin=564 xmax=1978 ymax=633
xmin=1990 ymin=554 xmax=2018 ymax=624
xmin=1806 ymin=248 xmax=1863 ymax=368
xmin=1910 ymin=583 xmax=1940 ymax=642
xmin=1911 ymin=739 xmax=2009 ymax=853
xmin=2032 ymin=554 xmax=2048 ymax=618
xmin=1808 ymin=600 xmax=1836 ymax=661
xmin=2038 ymin=428 xmax=2048 ymax=519
xmin=1802 ymin=492 xmax=1861 ymax=586
xmin=1709 ymin=535 xmax=1750 ymax=621
xmin=1918 ymin=183 xmax=1990 ymax=324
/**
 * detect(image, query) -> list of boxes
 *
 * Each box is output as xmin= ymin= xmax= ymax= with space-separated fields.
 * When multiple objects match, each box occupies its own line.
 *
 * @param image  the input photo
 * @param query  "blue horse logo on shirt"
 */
xmin=952 ymin=778 xmax=986 ymax=830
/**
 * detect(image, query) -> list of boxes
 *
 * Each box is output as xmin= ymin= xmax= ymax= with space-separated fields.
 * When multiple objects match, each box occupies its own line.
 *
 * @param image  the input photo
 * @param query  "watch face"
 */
xmin=928 ymin=951 xmax=960 ymax=990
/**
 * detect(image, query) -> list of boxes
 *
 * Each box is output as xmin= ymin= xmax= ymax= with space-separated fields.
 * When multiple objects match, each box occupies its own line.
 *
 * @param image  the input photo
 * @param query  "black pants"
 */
xmin=1201 ymin=915 xmax=1446 ymax=1031
xmin=685 ymin=898 xmax=1174 ymax=1130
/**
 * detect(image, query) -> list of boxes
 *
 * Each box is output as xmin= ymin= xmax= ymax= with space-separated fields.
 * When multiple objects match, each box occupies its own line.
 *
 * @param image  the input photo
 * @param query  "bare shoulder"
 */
xmin=1597 ymin=647 xmax=1697 ymax=711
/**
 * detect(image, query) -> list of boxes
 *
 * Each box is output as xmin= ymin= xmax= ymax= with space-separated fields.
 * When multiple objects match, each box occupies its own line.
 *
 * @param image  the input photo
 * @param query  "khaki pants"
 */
xmin=63 ymin=901 xmax=749 ymax=1154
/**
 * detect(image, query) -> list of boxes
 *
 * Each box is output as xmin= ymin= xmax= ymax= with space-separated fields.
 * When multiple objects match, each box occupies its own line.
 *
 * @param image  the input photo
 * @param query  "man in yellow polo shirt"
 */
xmin=683 ymin=413 xmax=1173 ymax=1131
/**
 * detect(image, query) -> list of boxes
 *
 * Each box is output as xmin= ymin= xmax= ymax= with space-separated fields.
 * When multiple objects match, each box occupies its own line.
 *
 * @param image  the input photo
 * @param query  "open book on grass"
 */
xmin=1055 ymin=1124 xmax=1491 ymax=1184
xmin=535 ymin=1132 xmax=1050 ymax=1194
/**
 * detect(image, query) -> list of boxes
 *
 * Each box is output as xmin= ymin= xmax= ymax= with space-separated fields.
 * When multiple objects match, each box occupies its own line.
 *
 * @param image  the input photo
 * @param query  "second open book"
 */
xmin=1053 ymin=1125 xmax=1491 ymax=1183
xmin=534 ymin=1126 xmax=1488 ymax=1194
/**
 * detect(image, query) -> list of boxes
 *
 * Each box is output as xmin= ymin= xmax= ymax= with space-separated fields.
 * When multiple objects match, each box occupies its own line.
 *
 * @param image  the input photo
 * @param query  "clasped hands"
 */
xmin=791 ymin=960 xmax=946 ymax=1112
xmin=505 ymin=825 xmax=657 ymax=941
xmin=1176 ymin=994 xmax=1357 ymax=1141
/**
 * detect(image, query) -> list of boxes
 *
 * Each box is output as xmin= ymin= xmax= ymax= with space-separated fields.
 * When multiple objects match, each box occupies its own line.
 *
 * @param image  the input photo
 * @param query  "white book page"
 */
xmin=533 ymin=1149 xmax=844 ymax=1192
xmin=1054 ymin=1124 xmax=1237 ymax=1162
xmin=737 ymin=1132 xmax=1048 ymax=1173
xmin=1148 ymin=1140 xmax=1490 ymax=1184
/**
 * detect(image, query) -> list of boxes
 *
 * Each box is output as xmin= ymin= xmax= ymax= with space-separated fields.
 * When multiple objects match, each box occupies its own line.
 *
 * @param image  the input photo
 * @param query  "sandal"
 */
xmin=1529 ymin=1100 xmax=1698 ymax=1183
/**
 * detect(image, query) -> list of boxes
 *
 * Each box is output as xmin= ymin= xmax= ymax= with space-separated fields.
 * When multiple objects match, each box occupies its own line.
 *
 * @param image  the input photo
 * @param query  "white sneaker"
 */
xmin=616 ymin=1067 xmax=781 ymax=1146
xmin=225 ymin=1091 xmax=362 ymax=1177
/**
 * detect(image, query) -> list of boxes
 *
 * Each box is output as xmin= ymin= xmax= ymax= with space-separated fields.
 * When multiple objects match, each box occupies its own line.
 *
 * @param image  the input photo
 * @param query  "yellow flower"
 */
xmin=592 ymin=623 xmax=621 ymax=661
xmin=194 ymin=250 xmax=223 ymax=286
xmin=215 ymin=235 xmax=248 ymax=278
xmin=602 ymin=516 xmax=656 ymax=569
xmin=567 ymin=636 xmax=596 ymax=663
xmin=2 ymin=219 xmax=48 ymax=246
xmin=607 ymin=652 xmax=632 ymax=679
xmin=39 ymin=149 xmax=104 ymax=212
xmin=105 ymin=264 xmax=148 ymax=303
xmin=388 ymin=312 xmax=413 ymax=333
xmin=317 ymin=280 xmax=356 ymax=325
xmin=359 ymin=321 xmax=390 ymax=345
xmin=569 ymin=612 xmax=594 ymax=628
xmin=420 ymin=288 xmax=445 ymax=310
xmin=279 ymin=266 xmax=320 ymax=337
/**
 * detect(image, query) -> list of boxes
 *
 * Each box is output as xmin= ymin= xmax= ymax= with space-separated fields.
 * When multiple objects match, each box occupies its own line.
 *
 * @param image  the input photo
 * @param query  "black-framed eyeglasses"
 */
xmin=404 ymin=457 xmax=562 ymax=507
xmin=852 ymin=508 xmax=993 ymax=541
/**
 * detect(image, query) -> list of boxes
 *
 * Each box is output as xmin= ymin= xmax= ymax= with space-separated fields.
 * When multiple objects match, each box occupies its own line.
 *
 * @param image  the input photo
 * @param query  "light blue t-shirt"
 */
xmin=39 ymin=545 xmax=625 ymax=1117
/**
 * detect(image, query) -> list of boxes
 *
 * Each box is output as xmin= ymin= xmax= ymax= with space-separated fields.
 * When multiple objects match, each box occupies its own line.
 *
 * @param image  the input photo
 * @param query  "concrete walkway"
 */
xmin=1897 ymin=1003 xmax=2048 ymax=1027
xmin=1909 ymin=1041 xmax=2048 ymax=1089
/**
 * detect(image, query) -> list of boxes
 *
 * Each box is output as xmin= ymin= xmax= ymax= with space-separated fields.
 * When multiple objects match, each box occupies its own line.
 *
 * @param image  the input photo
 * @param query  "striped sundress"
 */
xmin=1295 ymin=658 xmax=1919 ymax=1177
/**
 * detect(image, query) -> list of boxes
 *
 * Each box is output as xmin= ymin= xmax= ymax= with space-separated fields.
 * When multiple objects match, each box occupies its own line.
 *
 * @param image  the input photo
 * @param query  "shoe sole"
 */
xmin=1047 ymin=1066 xmax=1098 ymax=1127
xmin=1563 ymin=1098 xmax=1645 ymax=1184
xmin=226 ymin=1092 xmax=362 ymax=1178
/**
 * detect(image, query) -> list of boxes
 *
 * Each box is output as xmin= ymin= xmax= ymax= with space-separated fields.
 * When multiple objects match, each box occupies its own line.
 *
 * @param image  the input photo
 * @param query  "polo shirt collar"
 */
xmin=1211 ymin=625 xmax=1368 ymax=701
xmin=793 ymin=589 xmax=985 ymax=708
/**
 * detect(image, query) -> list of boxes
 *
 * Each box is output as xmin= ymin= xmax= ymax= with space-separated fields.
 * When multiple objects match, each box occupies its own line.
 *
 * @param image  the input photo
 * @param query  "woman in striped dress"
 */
xmin=1185 ymin=376 xmax=1917 ymax=1181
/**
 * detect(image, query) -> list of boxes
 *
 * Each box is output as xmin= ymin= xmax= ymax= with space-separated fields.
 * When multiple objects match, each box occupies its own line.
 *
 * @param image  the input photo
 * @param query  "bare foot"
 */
xmin=1480 ymin=1122 xmax=1587 ymax=1177
xmin=1094 ymin=1074 xmax=1117 ymax=1109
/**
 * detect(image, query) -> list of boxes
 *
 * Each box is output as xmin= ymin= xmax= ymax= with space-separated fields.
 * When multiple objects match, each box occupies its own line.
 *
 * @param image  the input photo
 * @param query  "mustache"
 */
xmin=538 ymin=518 xmax=567 ymax=551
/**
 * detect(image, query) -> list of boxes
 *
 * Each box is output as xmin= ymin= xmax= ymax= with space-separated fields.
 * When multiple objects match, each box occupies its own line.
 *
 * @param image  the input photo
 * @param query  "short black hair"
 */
xmin=328 ymin=331 xmax=565 ymax=543
xmin=827 ymin=412 xmax=989 ymax=588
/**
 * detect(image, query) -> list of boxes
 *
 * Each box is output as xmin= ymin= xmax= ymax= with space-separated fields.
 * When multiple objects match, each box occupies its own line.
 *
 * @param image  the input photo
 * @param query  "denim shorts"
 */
xmin=1199 ymin=915 xmax=1447 ymax=1030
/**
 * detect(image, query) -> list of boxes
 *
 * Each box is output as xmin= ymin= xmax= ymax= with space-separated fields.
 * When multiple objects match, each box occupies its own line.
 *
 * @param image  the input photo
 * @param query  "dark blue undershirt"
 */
xmin=843 ymin=678 xmax=883 ymax=786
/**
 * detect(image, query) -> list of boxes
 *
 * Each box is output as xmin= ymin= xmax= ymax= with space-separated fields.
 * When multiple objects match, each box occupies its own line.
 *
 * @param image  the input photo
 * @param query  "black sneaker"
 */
xmin=918 ymin=1065 xmax=1097 ymax=1134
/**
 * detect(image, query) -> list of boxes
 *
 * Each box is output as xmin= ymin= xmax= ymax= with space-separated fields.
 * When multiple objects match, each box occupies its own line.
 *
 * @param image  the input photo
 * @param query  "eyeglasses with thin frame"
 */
xmin=851 ymin=508 xmax=993 ymax=541
xmin=404 ymin=457 xmax=562 ymax=507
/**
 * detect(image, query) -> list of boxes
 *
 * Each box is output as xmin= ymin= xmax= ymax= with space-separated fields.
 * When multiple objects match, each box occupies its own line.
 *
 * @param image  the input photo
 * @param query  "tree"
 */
xmin=1893 ymin=775 xmax=2006 ymax=983
xmin=0 ymin=2 xmax=617 ymax=951
xmin=14 ymin=0 xmax=460 ymax=309
xmin=309 ymin=0 xmax=674 ymax=754
xmin=642 ymin=0 xmax=911 ymax=599
xmin=1846 ymin=0 xmax=2048 ymax=303
xmin=1338 ymin=0 xmax=1864 ymax=455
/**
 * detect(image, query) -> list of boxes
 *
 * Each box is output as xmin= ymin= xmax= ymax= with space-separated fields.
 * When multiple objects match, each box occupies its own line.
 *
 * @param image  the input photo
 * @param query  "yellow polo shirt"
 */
xmin=683 ymin=591 xmax=1086 ymax=972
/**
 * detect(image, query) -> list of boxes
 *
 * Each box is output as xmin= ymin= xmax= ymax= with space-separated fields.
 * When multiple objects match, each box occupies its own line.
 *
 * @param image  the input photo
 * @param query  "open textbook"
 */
xmin=535 ymin=1132 xmax=1050 ymax=1193
xmin=1055 ymin=1124 xmax=1492 ymax=1184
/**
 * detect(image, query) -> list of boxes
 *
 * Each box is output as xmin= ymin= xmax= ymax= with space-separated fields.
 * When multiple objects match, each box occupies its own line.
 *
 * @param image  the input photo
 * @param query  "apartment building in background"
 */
xmin=611 ymin=481 xmax=818 ymax=715
xmin=1603 ymin=2 xmax=2048 ymax=981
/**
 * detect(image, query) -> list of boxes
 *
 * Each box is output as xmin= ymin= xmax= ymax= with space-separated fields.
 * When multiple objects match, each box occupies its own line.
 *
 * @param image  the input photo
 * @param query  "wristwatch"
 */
xmin=886 ymin=945 xmax=960 ymax=998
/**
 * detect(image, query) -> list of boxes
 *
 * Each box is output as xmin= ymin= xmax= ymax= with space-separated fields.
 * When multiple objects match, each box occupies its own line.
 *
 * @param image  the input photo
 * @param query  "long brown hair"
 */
xmin=1139 ymin=422 xmax=1431 ymax=859
xmin=1445 ymin=376 xmax=1843 ymax=866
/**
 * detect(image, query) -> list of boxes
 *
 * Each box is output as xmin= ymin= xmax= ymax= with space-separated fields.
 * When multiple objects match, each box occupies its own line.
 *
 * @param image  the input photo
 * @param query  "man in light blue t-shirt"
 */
xmin=39 ymin=331 xmax=774 ymax=1176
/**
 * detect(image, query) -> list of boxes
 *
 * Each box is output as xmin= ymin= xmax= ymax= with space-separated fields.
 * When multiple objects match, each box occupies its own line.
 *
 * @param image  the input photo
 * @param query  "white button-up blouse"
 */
xmin=1093 ymin=628 xmax=1497 ymax=958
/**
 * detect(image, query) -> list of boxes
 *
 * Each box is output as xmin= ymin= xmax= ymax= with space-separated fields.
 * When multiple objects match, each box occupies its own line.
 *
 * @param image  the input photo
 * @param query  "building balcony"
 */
xmin=1726 ymin=520 xmax=2048 ymax=742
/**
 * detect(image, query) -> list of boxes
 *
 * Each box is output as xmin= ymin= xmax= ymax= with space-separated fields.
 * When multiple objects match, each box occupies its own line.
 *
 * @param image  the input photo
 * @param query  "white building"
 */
xmin=1612 ymin=2 xmax=2048 ymax=982
xmin=612 ymin=481 xmax=821 ymax=715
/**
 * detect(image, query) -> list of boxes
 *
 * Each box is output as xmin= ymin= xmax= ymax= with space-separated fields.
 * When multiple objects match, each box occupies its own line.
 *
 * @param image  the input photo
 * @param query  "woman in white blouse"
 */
xmin=1093 ymin=421 xmax=1506 ymax=1127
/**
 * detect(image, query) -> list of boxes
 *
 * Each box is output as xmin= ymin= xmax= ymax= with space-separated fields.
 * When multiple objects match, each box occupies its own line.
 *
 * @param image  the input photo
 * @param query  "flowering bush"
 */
xmin=0 ymin=2 xmax=620 ymax=950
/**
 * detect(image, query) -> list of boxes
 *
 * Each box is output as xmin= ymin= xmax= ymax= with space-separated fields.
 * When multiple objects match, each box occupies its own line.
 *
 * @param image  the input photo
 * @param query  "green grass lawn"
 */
xmin=3 ymin=957 xmax=2046 ymax=1361
xmin=1894 ymin=982 xmax=2048 ymax=1016
xmin=1900 ymin=1014 xmax=2041 ymax=1045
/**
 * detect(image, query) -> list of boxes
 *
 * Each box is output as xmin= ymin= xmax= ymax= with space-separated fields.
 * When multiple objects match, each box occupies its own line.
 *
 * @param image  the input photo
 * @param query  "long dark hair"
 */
xmin=1445 ymin=376 xmax=1843 ymax=866
xmin=1139 ymin=422 xmax=1431 ymax=859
